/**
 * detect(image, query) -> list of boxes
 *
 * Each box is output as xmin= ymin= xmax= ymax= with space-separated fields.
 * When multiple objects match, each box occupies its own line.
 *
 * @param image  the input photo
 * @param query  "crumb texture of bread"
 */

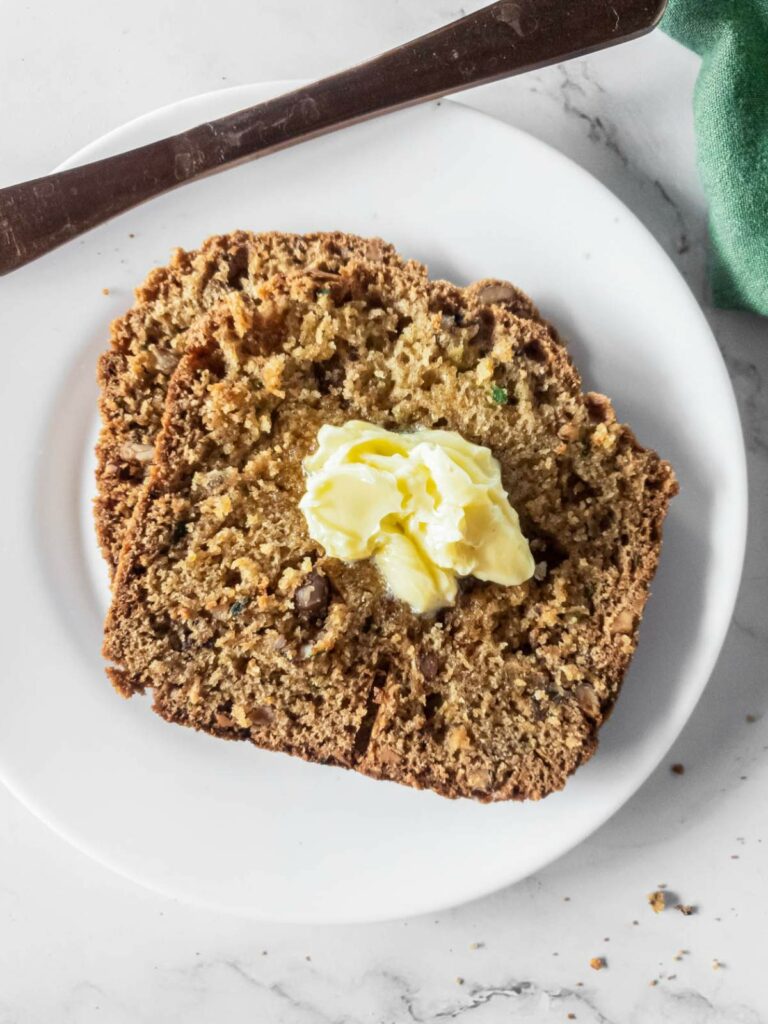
xmin=102 ymin=235 xmax=677 ymax=802
xmin=95 ymin=232 xmax=432 ymax=572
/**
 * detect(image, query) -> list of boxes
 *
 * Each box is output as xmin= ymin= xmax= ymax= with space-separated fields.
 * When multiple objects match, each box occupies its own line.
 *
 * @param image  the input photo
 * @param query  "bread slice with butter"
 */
xmin=103 ymin=250 xmax=676 ymax=801
xmin=95 ymin=231 xmax=539 ymax=574
xmin=96 ymin=233 xmax=416 ymax=573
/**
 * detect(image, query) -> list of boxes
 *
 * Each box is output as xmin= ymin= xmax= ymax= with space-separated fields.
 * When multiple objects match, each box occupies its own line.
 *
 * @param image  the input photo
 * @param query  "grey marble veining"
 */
xmin=0 ymin=4 xmax=766 ymax=1022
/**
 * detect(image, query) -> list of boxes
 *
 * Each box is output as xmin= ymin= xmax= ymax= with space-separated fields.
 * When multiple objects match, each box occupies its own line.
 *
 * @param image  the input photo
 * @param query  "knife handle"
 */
xmin=0 ymin=0 xmax=665 ymax=275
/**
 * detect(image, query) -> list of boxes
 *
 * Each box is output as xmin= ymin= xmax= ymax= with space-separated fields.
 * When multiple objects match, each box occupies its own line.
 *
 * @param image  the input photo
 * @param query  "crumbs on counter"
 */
xmin=102 ymin=287 xmax=110 ymax=295
xmin=567 ymin=1014 xmax=577 ymax=1020
xmin=712 ymin=959 xmax=725 ymax=971
xmin=456 ymin=977 xmax=465 ymax=985
xmin=469 ymin=942 xmax=485 ymax=950
xmin=746 ymin=714 xmax=758 ymax=723
xmin=674 ymin=903 xmax=696 ymax=915
xmin=671 ymin=763 xmax=685 ymax=775
xmin=589 ymin=957 xmax=606 ymax=971
xmin=648 ymin=890 xmax=667 ymax=913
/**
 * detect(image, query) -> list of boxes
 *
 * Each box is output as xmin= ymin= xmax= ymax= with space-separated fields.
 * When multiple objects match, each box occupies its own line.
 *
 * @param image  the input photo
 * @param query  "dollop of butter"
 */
xmin=299 ymin=421 xmax=535 ymax=614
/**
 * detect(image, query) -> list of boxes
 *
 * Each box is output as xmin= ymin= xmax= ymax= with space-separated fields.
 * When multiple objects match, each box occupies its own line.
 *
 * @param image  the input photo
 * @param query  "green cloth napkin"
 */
xmin=662 ymin=0 xmax=768 ymax=316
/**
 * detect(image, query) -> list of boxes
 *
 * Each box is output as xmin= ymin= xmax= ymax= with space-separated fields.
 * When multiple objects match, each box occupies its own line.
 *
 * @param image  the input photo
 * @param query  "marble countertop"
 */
xmin=2 ymin=3 xmax=766 ymax=1021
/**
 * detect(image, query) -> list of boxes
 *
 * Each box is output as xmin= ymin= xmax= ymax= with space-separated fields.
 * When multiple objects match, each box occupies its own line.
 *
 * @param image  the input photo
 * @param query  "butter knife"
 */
xmin=0 ymin=0 xmax=667 ymax=275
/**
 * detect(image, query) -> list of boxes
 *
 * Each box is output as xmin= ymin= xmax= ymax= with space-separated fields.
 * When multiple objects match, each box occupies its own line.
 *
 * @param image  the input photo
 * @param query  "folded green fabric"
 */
xmin=662 ymin=0 xmax=768 ymax=316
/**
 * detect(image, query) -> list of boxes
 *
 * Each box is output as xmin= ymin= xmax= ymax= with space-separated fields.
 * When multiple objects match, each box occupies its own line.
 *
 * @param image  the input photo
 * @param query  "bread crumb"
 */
xmin=475 ymin=356 xmax=495 ymax=383
xmin=446 ymin=724 xmax=471 ymax=754
xmin=469 ymin=942 xmax=484 ymax=950
xmin=648 ymin=890 xmax=667 ymax=913
xmin=102 ymin=287 xmax=110 ymax=296
xmin=675 ymin=904 xmax=696 ymax=916
xmin=671 ymin=763 xmax=685 ymax=775
xmin=456 ymin=977 xmax=464 ymax=986
xmin=746 ymin=714 xmax=758 ymax=723
xmin=589 ymin=957 xmax=606 ymax=971
xmin=232 ymin=704 xmax=250 ymax=728
xmin=567 ymin=1015 xmax=576 ymax=1020
xmin=261 ymin=353 xmax=287 ymax=397
xmin=712 ymin=959 xmax=724 ymax=971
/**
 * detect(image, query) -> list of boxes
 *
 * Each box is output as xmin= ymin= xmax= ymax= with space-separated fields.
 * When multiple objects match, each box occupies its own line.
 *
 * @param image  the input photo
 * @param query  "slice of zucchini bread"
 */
xmin=103 ymin=255 xmax=676 ymax=801
xmin=95 ymin=230 xmax=540 ymax=573
xmin=96 ymin=232 xmax=429 ymax=571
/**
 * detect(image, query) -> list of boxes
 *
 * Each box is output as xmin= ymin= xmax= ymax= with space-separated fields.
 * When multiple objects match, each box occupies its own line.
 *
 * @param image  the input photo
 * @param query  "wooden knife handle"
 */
xmin=0 ymin=0 xmax=666 ymax=275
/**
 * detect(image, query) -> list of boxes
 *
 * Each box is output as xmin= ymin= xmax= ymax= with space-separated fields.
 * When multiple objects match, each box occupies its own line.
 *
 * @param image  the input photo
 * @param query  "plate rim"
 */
xmin=0 ymin=80 xmax=748 ymax=923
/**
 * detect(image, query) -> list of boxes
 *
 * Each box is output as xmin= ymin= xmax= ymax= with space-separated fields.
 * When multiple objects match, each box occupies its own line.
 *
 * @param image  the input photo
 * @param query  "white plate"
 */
xmin=0 ymin=83 xmax=746 ymax=923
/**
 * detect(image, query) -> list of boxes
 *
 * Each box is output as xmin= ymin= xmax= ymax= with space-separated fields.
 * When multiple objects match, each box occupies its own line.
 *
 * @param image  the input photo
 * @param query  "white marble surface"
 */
xmin=1 ymin=3 xmax=767 ymax=1021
